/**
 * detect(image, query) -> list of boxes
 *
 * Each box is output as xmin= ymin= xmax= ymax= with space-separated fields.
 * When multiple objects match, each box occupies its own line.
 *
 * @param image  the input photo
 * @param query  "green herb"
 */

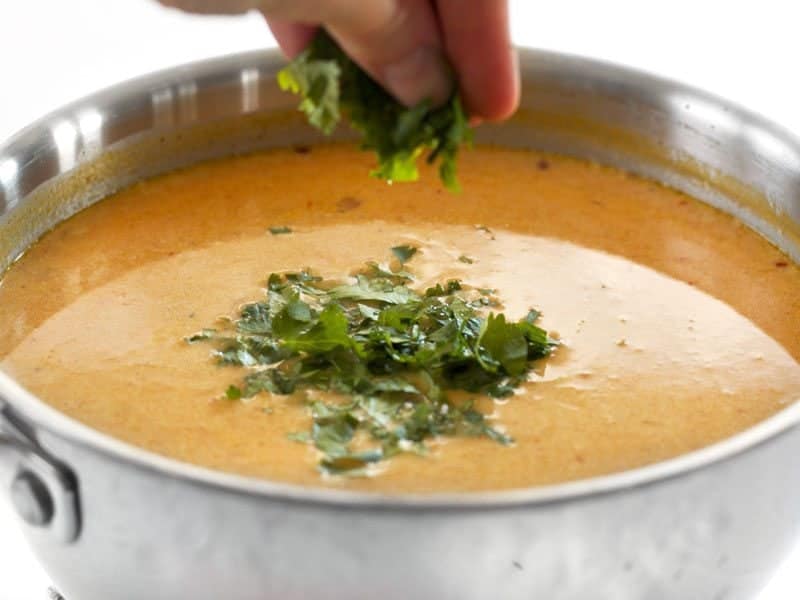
xmin=474 ymin=224 xmax=495 ymax=239
xmin=458 ymin=255 xmax=475 ymax=264
xmin=390 ymin=244 xmax=418 ymax=264
xmin=185 ymin=328 xmax=216 ymax=343
xmin=424 ymin=279 xmax=462 ymax=297
xmin=189 ymin=247 xmax=558 ymax=475
xmin=277 ymin=30 xmax=472 ymax=192
xmin=268 ymin=226 xmax=293 ymax=235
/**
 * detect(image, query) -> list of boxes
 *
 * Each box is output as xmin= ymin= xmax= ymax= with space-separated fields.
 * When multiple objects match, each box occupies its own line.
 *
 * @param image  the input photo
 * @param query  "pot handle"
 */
xmin=0 ymin=400 xmax=81 ymax=543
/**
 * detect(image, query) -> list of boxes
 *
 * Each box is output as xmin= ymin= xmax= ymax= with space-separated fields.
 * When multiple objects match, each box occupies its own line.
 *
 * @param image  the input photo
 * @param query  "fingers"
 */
xmin=266 ymin=19 xmax=318 ymax=58
xmin=325 ymin=0 xmax=451 ymax=107
xmin=158 ymin=0 xmax=516 ymax=119
xmin=435 ymin=0 xmax=519 ymax=121
xmin=161 ymin=0 xmax=452 ymax=108
xmin=157 ymin=0 xmax=386 ymax=21
xmin=157 ymin=0 xmax=261 ymax=14
xmin=263 ymin=0 xmax=451 ymax=108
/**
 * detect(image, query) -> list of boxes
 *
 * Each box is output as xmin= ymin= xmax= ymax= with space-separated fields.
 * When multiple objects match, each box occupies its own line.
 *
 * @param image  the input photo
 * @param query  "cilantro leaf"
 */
xmin=311 ymin=405 xmax=358 ymax=458
xmin=276 ymin=54 xmax=341 ymax=134
xmin=391 ymin=245 xmax=418 ymax=264
xmin=268 ymin=226 xmax=293 ymax=235
xmin=425 ymin=279 xmax=462 ymax=297
xmin=282 ymin=304 xmax=354 ymax=353
xmin=328 ymin=276 xmax=416 ymax=305
xmin=478 ymin=313 xmax=529 ymax=376
xmin=277 ymin=30 xmax=473 ymax=191
xmin=320 ymin=450 xmax=384 ymax=476
xmin=185 ymin=328 xmax=216 ymax=343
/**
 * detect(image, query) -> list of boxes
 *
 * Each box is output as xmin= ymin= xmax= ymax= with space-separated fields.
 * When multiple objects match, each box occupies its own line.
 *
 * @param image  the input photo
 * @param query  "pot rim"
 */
xmin=1 ymin=47 xmax=799 ymax=510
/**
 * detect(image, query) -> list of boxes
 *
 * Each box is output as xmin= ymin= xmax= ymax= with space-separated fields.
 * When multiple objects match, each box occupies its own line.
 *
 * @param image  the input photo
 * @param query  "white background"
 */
xmin=1 ymin=1 xmax=799 ymax=598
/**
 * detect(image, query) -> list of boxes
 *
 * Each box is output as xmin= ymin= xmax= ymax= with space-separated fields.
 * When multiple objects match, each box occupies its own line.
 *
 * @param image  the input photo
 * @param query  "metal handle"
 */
xmin=0 ymin=400 xmax=81 ymax=543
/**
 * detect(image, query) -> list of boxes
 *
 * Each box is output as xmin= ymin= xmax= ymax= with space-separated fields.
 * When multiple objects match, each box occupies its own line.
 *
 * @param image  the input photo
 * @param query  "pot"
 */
xmin=0 ymin=49 xmax=799 ymax=600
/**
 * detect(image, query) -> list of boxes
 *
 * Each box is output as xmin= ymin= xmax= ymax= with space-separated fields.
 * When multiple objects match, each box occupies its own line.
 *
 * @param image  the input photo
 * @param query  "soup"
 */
xmin=0 ymin=144 xmax=798 ymax=493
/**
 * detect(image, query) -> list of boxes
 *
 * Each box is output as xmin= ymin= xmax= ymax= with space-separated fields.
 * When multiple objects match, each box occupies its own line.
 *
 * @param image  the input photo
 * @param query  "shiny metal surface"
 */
xmin=11 ymin=471 xmax=55 ymax=527
xmin=1 ymin=49 xmax=799 ymax=599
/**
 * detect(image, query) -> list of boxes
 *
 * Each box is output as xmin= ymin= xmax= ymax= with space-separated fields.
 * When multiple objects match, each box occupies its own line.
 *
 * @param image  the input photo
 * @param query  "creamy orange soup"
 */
xmin=1 ymin=144 xmax=799 ymax=493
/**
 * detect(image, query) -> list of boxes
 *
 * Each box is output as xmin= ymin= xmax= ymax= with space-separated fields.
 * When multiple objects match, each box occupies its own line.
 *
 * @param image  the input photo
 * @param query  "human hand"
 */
xmin=158 ymin=0 xmax=519 ymax=122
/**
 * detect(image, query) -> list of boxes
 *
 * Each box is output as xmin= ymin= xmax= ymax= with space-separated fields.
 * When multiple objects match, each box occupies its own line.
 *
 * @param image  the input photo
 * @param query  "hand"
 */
xmin=158 ymin=0 xmax=519 ymax=121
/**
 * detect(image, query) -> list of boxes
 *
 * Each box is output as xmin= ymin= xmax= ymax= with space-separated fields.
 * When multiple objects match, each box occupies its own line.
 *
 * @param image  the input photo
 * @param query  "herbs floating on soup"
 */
xmin=188 ymin=248 xmax=557 ymax=475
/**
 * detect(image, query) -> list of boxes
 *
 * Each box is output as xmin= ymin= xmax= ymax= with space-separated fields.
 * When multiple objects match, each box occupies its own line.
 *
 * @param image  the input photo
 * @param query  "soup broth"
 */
xmin=1 ymin=144 xmax=798 ymax=493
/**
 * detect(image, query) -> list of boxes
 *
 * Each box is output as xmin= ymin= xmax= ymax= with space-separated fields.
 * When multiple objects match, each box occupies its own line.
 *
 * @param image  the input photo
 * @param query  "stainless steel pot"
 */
xmin=1 ymin=49 xmax=799 ymax=600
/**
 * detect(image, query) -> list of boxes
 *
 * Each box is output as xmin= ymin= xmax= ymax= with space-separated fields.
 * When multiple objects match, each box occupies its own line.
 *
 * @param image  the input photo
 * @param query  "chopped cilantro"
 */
xmin=185 ymin=328 xmax=216 ymax=343
xmin=424 ymin=279 xmax=462 ymax=297
xmin=268 ymin=226 xmax=293 ymax=235
xmin=277 ymin=30 xmax=472 ymax=191
xmin=458 ymin=255 xmax=475 ymax=264
xmin=478 ymin=314 xmax=528 ymax=376
xmin=189 ymin=247 xmax=558 ymax=475
xmin=474 ymin=224 xmax=495 ymax=239
xmin=390 ymin=244 xmax=418 ymax=264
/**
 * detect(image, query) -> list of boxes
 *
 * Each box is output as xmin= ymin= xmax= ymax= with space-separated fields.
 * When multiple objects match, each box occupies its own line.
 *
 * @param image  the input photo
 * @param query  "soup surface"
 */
xmin=1 ymin=144 xmax=799 ymax=493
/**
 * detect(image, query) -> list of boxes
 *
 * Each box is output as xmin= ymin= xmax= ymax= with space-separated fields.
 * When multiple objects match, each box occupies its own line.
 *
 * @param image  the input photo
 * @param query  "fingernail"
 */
xmin=383 ymin=47 xmax=453 ymax=107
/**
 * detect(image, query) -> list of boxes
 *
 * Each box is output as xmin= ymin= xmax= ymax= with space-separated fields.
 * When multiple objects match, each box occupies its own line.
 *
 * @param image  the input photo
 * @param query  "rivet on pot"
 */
xmin=10 ymin=470 xmax=54 ymax=527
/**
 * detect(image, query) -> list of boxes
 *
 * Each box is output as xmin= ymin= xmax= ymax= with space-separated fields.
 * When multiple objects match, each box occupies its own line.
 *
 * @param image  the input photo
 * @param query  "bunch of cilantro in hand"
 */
xmin=277 ymin=30 xmax=472 ymax=192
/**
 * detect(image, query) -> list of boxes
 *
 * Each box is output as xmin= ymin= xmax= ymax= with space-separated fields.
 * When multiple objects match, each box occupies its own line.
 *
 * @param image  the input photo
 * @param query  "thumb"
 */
xmin=322 ymin=0 xmax=452 ymax=107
